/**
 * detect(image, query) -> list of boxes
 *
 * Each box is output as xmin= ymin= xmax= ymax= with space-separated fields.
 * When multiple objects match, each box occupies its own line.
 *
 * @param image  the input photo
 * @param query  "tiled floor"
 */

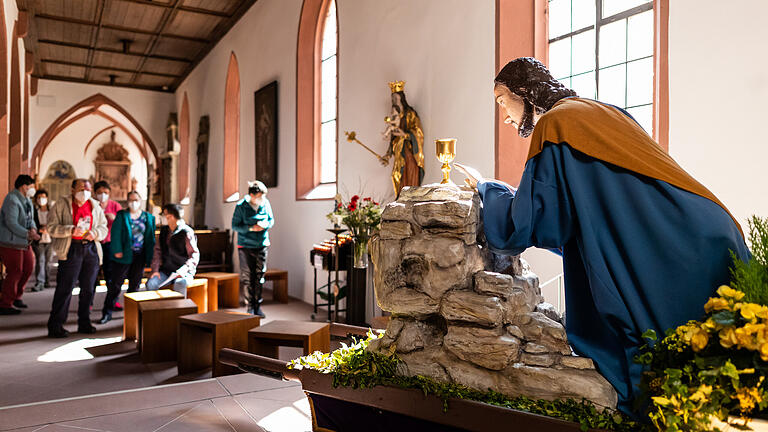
xmin=0 ymin=373 xmax=311 ymax=431
xmin=0 ymin=284 xmax=320 ymax=407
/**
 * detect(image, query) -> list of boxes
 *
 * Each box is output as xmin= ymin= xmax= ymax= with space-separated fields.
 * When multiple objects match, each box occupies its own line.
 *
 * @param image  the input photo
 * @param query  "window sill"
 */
xmin=298 ymin=183 xmax=336 ymax=201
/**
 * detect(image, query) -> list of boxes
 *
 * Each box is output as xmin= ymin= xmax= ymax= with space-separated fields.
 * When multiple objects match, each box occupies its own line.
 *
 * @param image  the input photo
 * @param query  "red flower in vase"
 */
xmin=348 ymin=201 xmax=357 ymax=212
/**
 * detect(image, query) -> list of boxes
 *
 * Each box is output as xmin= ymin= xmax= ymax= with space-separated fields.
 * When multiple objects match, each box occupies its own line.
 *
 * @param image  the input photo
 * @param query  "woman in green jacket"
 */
xmin=98 ymin=190 xmax=155 ymax=324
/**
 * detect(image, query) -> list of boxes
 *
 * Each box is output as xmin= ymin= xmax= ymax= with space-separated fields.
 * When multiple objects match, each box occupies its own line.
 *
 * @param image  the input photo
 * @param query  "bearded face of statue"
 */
xmin=494 ymin=83 xmax=538 ymax=137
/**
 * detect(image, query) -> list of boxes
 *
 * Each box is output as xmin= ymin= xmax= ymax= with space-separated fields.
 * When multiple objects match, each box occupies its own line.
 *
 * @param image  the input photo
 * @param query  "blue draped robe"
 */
xmin=479 ymin=138 xmax=749 ymax=414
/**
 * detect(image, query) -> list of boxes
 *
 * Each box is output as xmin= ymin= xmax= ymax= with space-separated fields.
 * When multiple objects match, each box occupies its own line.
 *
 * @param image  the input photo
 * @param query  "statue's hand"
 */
xmin=454 ymin=163 xmax=484 ymax=189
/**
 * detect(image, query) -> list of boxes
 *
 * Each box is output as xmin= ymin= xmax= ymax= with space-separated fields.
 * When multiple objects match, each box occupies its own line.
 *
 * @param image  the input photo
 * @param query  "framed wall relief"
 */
xmin=254 ymin=81 xmax=278 ymax=188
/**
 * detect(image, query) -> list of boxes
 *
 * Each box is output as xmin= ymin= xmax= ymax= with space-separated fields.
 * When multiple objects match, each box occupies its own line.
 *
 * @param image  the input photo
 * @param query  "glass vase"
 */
xmin=350 ymin=226 xmax=371 ymax=269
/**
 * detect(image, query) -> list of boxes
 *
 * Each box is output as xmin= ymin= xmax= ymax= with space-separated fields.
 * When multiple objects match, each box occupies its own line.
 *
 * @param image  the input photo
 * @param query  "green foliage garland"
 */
xmin=730 ymin=216 xmax=768 ymax=306
xmin=289 ymin=332 xmax=639 ymax=432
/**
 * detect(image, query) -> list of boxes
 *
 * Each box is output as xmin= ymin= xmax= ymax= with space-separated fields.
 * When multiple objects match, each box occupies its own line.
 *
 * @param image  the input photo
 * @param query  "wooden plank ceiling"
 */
xmin=19 ymin=0 xmax=258 ymax=92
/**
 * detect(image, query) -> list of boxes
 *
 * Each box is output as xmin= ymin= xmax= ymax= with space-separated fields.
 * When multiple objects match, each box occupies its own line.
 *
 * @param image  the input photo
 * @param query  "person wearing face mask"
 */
xmin=92 ymin=181 xmax=121 ymax=305
xmin=0 ymin=175 xmax=39 ymax=315
xmin=231 ymin=180 xmax=274 ymax=317
xmin=46 ymin=179 xmax=108 ymax=338
xmin=98 ymin=190 xmax=155 ymax=324
xmin=146 ymin=204 xmax=199 ymax=296
xmin=31 ymin=189 xmax=54 ymax=292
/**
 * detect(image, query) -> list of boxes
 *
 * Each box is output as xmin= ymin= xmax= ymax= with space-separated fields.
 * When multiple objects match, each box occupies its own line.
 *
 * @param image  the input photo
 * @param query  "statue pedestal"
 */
xmin=369 ymin=184 xmax=617 ymax=408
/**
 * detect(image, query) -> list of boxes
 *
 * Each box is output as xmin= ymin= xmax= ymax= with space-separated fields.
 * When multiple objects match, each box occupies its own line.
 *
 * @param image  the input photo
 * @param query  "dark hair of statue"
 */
xmin=495 ymin=57 xmax=577 ymax=137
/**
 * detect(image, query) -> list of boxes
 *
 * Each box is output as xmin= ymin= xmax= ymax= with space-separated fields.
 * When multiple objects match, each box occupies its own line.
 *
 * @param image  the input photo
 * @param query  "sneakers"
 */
xmin=77 ymin=324 xmax=98 ymax=334
xmin=31 ymin=283 xmax=44 ymax=292
xmin=254 ymin=306 xmax=266 ymax=318
xmin=12 ymin=300 xmax=28 ymax=309
xmin=48 ymin=327 xmax=69 ymax=338
xmin=0 ymin=307 xmax=21 ymax=315
xmin=96 ymin=313 xmax=112 ymax=324
xmin=114 ymin=302 xmax=123 ymax=311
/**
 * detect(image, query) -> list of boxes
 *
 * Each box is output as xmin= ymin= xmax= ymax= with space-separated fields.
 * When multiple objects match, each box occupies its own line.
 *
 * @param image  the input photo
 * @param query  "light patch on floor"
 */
xmin=257 ymin=401 xmax=311 ymax=431
xmin=37 ymin=337 xmax=123 ymax=362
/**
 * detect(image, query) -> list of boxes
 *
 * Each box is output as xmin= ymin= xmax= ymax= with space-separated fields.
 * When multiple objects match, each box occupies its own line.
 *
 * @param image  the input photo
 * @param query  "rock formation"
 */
xmin=368 ymin=184 xmax=617 ymax=409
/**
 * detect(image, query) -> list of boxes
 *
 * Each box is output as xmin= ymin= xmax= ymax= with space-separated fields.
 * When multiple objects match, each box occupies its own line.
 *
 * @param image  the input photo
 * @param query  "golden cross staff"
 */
xmin=345 ymin=131 xmax=388 ymax=165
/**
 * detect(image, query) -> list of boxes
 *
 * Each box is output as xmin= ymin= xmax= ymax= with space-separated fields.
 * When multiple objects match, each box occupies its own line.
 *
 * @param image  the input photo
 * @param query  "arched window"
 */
xmin=179 ymin=92 xmax=190 ymax=202
xmin=296 ymin=0 xmax=338 ymax=200
xmin=319 ymin=0 xmax=337 ymax=186
xmin=224 ymin=52 xmax=240 ymax=202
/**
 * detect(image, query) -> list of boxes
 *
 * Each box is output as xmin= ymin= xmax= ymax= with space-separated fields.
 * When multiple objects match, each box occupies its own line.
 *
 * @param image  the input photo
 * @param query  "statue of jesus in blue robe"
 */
xmin=457 ymin=58 xmax=750 ymax=415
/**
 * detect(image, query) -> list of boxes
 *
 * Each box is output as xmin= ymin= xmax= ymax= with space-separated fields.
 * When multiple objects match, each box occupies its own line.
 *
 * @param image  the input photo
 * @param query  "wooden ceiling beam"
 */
xmin=130 ymin=0 xmax=184 ymax=85
xmin=171 ymin=0 xmax=258 ymax=90
xmin=84 ymin=0 xmax=106 ymax=81
xmin=37 ymin=39 xmax=193 ymax=63
xmin=117 ymin=0 xmax=232 ymax=18
xmin=41 ymin=58 xmax=181 ymax=78
xmin=35 ymin=13 xmax=210 ymax=43
xmin=32 ymin=73 xmax=171 ymax=93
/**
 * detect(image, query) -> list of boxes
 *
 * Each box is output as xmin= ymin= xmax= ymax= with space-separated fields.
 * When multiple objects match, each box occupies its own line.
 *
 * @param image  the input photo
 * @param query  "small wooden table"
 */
xmin=248 ymin=320 xmax=330 ymax=359
xmin=123 ymin=290 xmax=184 ymax=341
xmin=265 ymin=269 xmax=289 ymax=303
xmin=139 ymin=298 xmax=198 ymax=363
xmin=177 ymin=310 xmax=261 ymax=377
xmin=186 ymin=278 xmax=213 ymax=313
xmin=196 ymin=272 xmax=240 ymax=308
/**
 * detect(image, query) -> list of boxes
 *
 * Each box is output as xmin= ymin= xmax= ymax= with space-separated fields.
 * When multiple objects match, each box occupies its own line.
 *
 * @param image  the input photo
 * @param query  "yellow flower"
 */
xmin=760 ymin=343 xmax=768 ymax=362
xmin=735 ymin=386 xmax=764 ymax=414
xmin=735 ymin=327 xmax=759 ymax=350
xmin=717 ymin=285 xmax=745 ymax=301
xmin=738 ymin=303 xmax=765 ymax=322
xmin=689 ymin=384 xmax=713 ymax=402
xmin=720 ymin=326 xmax=738 ymax=348
xmin=704 ymin=297 xmax=731 ymax=313
xmin=690 ymin=327 xmax=710 ymax=351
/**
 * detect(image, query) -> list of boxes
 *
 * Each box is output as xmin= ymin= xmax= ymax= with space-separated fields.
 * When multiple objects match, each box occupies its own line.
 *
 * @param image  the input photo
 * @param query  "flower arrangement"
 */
xmin=327 ymin=194 xmax=382 ymax=267
xmin=637 ymin=216 xmax=768 ymax=431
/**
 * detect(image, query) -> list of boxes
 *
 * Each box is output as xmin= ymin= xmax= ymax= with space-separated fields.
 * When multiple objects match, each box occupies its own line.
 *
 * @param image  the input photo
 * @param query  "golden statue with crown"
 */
xmin=345 ymin=81 xmax=424 ymax=197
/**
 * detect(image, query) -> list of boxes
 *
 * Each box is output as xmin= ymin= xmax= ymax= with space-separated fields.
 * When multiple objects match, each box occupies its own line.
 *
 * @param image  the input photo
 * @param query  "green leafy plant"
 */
xmin=730 ymin=216 xmax=768 ymax=306
xmin=289 ymin=332 xmax=639 ymax=432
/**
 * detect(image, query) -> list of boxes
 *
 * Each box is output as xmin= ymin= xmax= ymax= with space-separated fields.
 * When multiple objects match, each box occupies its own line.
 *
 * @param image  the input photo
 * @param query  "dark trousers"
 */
xmin=48 ymin=242 xmax=99 ymax=330
xmin=239 ymin=247 xmax=267 ymax=310
xmin=102 ymin=250 xmax=146 ymax=314
xmin=0 ymin=246 xmax=34 ymax=308
xmin=95 ymin=241 xmax=114 ymax=290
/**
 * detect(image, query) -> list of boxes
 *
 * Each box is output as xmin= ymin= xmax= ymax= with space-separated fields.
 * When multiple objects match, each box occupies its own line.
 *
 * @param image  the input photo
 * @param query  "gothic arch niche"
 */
xmin=41 ymin=160 xmax=76 ymax=203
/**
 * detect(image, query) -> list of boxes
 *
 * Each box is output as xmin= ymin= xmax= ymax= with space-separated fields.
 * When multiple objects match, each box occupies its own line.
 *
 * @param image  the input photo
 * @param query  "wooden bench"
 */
xmin=123 ymin=290 xmax=184 ymax=341
xmin=138 ymin=298 xmax=198 ymax=363
xmin=265 ymin=269 xmax=289 ymax=303
xmin=177 ymin=310 xmax=261 ymax=377
xmin=196 ymin=272 xmax=240 ymax=308
xmin=248 ymin=320 xmax=330 ymax=359
xmin=186 ymin=278 xmax=214 ymax=313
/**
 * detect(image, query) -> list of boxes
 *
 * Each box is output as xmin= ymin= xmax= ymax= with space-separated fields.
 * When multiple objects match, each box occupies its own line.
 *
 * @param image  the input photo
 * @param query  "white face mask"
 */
xmin=26 ymin=187 xmax=36 ymax=198
xmin=250 ymin=195 xmax=264 ymax=207
xmin=75 ymin=190 xmax=91 ymax=203
xmin=97 ymin=193 xmax=109 ymax=203
xmin=128 ymin=201 xmax=141 ymax=212
xmin=38 ymin=197 xmax=48 ymax=206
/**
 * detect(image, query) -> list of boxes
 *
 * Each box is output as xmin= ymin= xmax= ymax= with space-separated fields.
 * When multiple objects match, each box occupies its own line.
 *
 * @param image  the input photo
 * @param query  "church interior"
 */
xmin=1 ymin=0 xmax=767 ymax=431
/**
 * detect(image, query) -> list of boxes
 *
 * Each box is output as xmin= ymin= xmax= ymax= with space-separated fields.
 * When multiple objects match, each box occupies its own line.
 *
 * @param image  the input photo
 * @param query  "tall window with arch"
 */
xmin=319 ymin=0 xmax=338 ymax=187
xmin=548 ymin=0 xmax=654 ymax=134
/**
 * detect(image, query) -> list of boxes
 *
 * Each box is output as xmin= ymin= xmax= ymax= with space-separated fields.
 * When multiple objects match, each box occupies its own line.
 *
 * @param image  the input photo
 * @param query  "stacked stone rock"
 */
xmin=368 ymin=184 xmax=617 ymax=409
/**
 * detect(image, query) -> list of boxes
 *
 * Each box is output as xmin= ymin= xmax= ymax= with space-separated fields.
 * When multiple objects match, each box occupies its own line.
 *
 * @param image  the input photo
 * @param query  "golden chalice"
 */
xmin=435 ymin=138 xmax=456 ymax=184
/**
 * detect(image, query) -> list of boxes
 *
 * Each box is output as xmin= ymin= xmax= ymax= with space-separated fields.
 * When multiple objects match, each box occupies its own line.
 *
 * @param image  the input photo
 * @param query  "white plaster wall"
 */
xmin=667 ymin=0 xmax=768 ymax=229
xmin=30 ymin=79 xmax=175 ymax=162
xmin=176 ymin=0 xmax=497 ymax=304
xmin=38 ymin=120 xmax=148 ymax=195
